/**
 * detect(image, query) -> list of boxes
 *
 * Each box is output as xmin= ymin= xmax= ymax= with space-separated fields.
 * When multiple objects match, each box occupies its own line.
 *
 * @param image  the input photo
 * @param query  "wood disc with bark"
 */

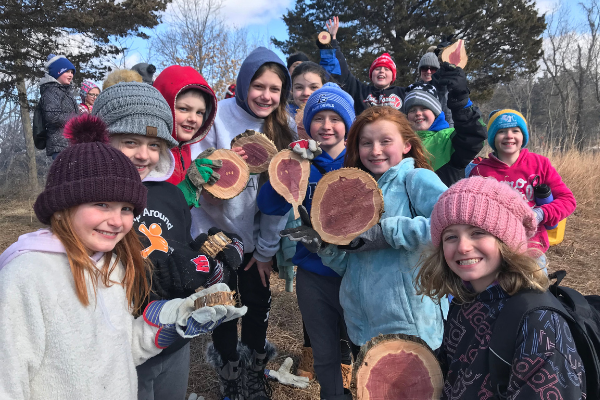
xmin=203 ymin=149 xmax=249 ymax=200
xmin=200 ymin=231 xmax=232 ymax=258
xmin=440 ymin=39 xmax=468 ymax=69
xmin=294 ymin=103 xmax=311 ymax=140
xmin=230 ymin=129 xmax=278 ymax=173
xmin=268 ymin=149 xmax=311 ymax=219
xmin=354 ymin=334 xmax=443 ymax=400
xmin=194 ymin=287 xmax=237 ymax=309
xmin=318 ymin=31 xmax=331 ymax=46
xmin=311 ymin=168 xmax=384 ymax=245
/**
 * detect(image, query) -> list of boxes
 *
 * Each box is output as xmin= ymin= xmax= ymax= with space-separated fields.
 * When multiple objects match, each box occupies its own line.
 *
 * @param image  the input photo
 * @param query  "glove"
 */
xmin=206 ymin=227 xmax=244 ymax=271
xmin=289 ymin=139 xmax=322 ymax=160
xmin=434 ymin=34 xmax=455 ymax=56
xmin=187 ymin=394 xmax=205 ymax=400
xmin=533 ymin=207 xmax=545 ymax=226
xmin=178 ymin=148 xmax=222 ymax=208
xmin=338 ymin=223 xmax=391 ymax=253
xmin=265 ymin=357 xmax=310 ymax=388
xmin=431 ymin=62 xmax=470 ymax=109
xmin=279 ymin=205 xmax=324 ymax=253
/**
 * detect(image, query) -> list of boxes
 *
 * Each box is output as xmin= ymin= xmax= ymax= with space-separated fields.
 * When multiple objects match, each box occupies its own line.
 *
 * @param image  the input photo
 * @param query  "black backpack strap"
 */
xmin=312 ymin=162 xmax=327 ymax=176
xmin=489 ymin=290 xmax=572 ymax=399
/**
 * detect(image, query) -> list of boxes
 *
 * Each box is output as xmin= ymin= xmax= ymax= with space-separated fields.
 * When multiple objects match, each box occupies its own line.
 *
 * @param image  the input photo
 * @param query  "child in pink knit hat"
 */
xmin=415 ymin=176 xmax=586 ymax=400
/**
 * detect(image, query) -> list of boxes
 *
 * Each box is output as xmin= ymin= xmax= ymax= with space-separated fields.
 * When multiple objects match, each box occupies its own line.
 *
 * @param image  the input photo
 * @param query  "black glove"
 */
xmin=279 ymin=205 xmax=324 ymax=253
xmin=207 ymin=227 xmax=244 ymax=271
xmin=434 ymin=34 xmax=455 ymax=56
xmin=338 ymin=224 xmax=391 ymax=253
xmin=431 ymin=62 xmax=470 ymax=109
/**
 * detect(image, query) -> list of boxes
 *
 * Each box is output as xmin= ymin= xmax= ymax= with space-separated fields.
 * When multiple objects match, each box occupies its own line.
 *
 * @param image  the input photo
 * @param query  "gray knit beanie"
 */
xmin=418 ymin=52 xmax=440 ymax=70
xmin=92 ymin=82 xmax=177 ymax=148
xmin=404 ymin=83 xmax=443 ymax=117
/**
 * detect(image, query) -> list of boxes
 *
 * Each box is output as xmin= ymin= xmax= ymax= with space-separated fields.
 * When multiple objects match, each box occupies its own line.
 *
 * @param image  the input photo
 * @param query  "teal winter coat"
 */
xmin=319 ymin=158 xmax=448 ymax=349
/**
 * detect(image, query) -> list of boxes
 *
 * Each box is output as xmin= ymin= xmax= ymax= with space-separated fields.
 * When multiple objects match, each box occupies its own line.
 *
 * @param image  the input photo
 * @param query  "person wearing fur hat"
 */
xmin=78 ymin=80 xmax=100 ymax=114
xmin=318 ymin=16 xmax=406 ymax=115
xmin=468 ymin=109 xmax=576 ymax=255
xmin=92 ymin=82 xmax=245 ymax=400
xmin=416 ymin=51 xmax=454 ymax=127
xmin=0 ymin=113 xmax=244 ymax=400
xmin=415 ymin=176 xmax=585 ymax=399
xmin=39 ymin=54 xmax=79 ymax=159
xmin=153 ymin=65 xmax=218 ymax=185
xmin=103 ymin=69 xmax=143 ymax=90
xmin=404 ymin=72 xmax=487 ymax=186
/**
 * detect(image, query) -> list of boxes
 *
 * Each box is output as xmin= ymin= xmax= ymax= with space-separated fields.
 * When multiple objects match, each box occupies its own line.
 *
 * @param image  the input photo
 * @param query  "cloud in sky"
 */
xmin=220 ymin=0 xmax=293 ymax=28
xmin=536 ymin=0 xmax=559 ymax=15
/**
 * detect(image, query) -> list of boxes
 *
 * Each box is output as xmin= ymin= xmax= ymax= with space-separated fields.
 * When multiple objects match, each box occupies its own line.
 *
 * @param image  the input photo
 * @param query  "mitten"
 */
xmin=177 ymin=148 xmax=222 ymax=207
xmin=290 ymin=139 xmax=322 ymax=160
xmin=280 ymin=205 xmax=324 ymax=253
xmin=338 ymin=223 xmax=390 ymax=253
xmin=533 ymin=207 xmax=545 ymax=226
xmin=431 ymin=62 xmax=470 ymax=109
xmin=265 ymin=357 xmax=310 ymax=388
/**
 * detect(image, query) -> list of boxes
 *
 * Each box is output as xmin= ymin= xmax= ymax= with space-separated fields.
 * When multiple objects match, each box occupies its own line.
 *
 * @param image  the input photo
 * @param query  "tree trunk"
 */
xmin=15 ymin=76 xmax=39 ymax=192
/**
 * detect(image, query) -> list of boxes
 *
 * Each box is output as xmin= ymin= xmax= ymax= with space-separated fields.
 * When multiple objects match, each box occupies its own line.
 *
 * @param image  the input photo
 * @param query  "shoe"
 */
xmin=206 ymin=343 xmax=246 ymax=400
xmin=297 ymin=347 xmax=315 ymax=381
xmin=246 ymin=346 xmax=275 ymax=400
xmin=341 ymin=363 xmax=352 ymax=390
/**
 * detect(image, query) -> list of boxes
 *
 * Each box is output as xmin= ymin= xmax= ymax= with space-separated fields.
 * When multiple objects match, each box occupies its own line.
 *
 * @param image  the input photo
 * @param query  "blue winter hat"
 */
xmin=303 ymin=82 xmax=355 ymax=136
xmin=46 ymin=54 xmax=76 ymax=80
xmin=487 ymin=109 xmax=529 ymax=151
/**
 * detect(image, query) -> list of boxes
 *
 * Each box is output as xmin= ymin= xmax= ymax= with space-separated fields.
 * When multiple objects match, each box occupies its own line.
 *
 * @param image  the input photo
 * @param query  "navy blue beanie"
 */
xmin=46 ymin=54 xmax=76 ymax=79
xmin=303 ymin=83 xmax=355 ymax=136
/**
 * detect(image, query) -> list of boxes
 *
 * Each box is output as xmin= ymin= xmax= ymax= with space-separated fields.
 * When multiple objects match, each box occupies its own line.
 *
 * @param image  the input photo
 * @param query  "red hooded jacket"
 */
xmin=154 ymin=65 xmax=217 ymax=185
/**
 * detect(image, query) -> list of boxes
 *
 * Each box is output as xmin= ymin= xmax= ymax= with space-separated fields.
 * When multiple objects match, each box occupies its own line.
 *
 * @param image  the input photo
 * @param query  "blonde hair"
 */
xmin=415 ymin=238 xmax=548 ymax=304
xmin=50 ymin=209 xmax=152 ymax=315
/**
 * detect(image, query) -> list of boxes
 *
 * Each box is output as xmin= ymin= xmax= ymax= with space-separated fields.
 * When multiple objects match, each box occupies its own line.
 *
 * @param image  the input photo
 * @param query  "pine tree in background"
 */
xmin=273 ymin=0 xmax=546 ymax=102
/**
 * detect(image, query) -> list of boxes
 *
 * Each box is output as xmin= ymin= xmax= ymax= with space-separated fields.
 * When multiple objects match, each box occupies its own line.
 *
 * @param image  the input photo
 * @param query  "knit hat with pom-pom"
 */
xmin=46 ymin=54 xmax=76 ymax=80
xmin=430 ymin=176 xmax=537 ymax=252
xmin=33 ymin=114 xmax=147 ymax=225
xmin=369 ymin=53 xmax=397 ymax=83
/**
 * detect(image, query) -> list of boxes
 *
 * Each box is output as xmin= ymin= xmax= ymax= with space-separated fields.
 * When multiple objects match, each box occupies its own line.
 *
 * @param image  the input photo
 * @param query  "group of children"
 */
xmin=0 ymin=30 xmax=582 ymax=400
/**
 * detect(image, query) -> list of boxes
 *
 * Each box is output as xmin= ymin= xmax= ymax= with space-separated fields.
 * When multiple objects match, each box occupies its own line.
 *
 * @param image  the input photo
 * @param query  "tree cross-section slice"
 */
xmin=268 ymin=149 xmax=311 ymax=219
xmin=318 ymin=31 xmax=332 ymax=46
xmin=354 ymin=334 xmax=443 ymax=400
xmin=311 ymin=168 xmax=384 ymax=245
xmin=203 ymin=149 xmax=250 ymax=200
xmin=440 ymin=39 xmax=468 ymax=69
xmin=230 ymin=129 xmax=278 ymax=173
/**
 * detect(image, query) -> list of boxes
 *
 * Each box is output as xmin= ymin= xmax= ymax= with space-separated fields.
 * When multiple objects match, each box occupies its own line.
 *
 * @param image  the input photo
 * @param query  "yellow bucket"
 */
xmin=548 ymin=219 xmax=567 ymax=246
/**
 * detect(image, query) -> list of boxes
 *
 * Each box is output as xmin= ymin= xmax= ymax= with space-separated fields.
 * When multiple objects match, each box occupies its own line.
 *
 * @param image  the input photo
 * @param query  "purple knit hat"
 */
xmin=430 ymin=176 xmax=537 ymax=251
xmin=34 ymin=114 xmax=147 ymax=225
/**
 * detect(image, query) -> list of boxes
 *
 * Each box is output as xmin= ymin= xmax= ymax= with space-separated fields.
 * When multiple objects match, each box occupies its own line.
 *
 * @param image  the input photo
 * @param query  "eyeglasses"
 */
xmin=420 ymin=66 xmax=438 ymax=73
xmin=87 ymin=93 xmax=99 ymax=98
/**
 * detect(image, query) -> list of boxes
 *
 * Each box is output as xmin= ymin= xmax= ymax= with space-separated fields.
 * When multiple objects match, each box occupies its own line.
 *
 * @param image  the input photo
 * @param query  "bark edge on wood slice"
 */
xmin=268 ymin=149 xmax=311 ymax=219
xmin=311 ymin=168 xmax=384 ymax=245
xmin=295 ymin=103 xmax=311 ymax=140
xmin=200 ymin=231 xmax=232 ymax=258
xmin=194 ymin=286 xmax=237 ymax=309
xmin=353 ymin=333 xmax=443 ymax=400
xmin=230 ymin=129 xmax=278 ymax=173
xmin=203 ymin=149 xmax=250 ymax=199
xmin=318 ymin=31 xmax=331 ymax=46
xmin=440 ymin=39 xmax=468 ymax=69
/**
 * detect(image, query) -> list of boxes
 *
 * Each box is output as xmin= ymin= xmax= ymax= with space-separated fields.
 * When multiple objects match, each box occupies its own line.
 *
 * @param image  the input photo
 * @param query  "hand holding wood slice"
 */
xmin=354 ymin=334 xmax=443 ymax=400
xmin=311 ymin=168 xmax=384 ymax=245
xmin=230 ymin=130 xmax=278 ymax=173
xmin=202 ymin=149 xmax=249 ymax=200
xmin=268 ymin=149 xmax=310 ymax=219
xmin=440 ymin=39 xmax=468 ymax=69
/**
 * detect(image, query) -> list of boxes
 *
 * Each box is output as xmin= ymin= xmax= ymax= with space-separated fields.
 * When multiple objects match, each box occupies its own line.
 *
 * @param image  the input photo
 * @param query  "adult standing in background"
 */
xmin=78 ymin=80 xmax=100 ymax=114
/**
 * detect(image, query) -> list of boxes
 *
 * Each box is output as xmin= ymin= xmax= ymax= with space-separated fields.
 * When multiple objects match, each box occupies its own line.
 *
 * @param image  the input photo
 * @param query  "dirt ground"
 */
xmin=0 ymin=196 xmax=597 ymax=400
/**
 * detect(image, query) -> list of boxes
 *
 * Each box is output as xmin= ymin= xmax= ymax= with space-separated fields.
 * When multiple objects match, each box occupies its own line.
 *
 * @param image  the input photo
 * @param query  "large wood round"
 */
xmin=203 ymin=149 xmax=249 ymax=200
xmin=440 ymin=39 xmax=468 ymax=69
xmin=230 ymin=130 xmax=278 ymax=173
xmin=355 ymin=334 xmax=443 ymax=400
xmin=268 ymin=149 xmax=310 ymax=219
xmin=311 ymin=168 xmax=383 ymax=245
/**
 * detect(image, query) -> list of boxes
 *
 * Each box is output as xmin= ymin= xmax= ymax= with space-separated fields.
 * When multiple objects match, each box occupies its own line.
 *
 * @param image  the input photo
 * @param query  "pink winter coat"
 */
xmin=469 ymin=149 xmax=576 ymax=252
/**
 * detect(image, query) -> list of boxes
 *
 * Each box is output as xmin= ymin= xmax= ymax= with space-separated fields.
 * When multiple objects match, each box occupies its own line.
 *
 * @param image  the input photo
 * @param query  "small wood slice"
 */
xmin=318 ymin=31 xmax=331 ymax=46
xmin=268 ymin=149 xmax=311 ymax=219
xmin=295 ymin=103 xmax=311 ymax=140
xmin=311 ymin=168 xmax=384 ymax=245
xmin=230 ymin=129 xmax=278 ymax=173
xmin=203 ymin=149 xmax=250 ymax=200
xmin=354 ymin=334 xmax=443 ymax=400
xmin=194 ymin=287 xmax=237 ymax=309
xmin=440 ymin=39 xmax=468 ymax=69
xmin=200 ymin=231 xmax=232 ymax=258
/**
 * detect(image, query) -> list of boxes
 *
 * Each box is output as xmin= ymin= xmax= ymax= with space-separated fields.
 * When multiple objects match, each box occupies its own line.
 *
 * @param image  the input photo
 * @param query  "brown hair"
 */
xmin=414 ymin=239 xmax=548 ymax=304
xmin=50 ymin=209 xmax=152 ymax=315
xmin=252 ymin=62 xmax=296 ymax=151
xmin=344 ymin=106 xmax=432 ymax=171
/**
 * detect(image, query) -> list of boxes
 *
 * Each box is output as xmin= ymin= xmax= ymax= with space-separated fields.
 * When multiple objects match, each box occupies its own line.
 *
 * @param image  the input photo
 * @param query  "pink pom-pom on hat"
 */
xmin=430 ymin=176 xmax=537 ymax=251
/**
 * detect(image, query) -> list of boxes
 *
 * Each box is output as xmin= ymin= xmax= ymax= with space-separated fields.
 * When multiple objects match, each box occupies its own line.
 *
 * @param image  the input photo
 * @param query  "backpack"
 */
xmin=32 ymin=100 xmax=47 ymax=150
xmin=489 ymin=270 xmax=600 ymax=399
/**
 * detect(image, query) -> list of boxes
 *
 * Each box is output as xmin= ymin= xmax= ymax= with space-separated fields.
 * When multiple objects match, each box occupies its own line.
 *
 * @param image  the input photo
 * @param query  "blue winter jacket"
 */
xmin=318 ymin=158 xmax=449 ymax=349
xmin=257 ymin=149 xmax=346 ymax=277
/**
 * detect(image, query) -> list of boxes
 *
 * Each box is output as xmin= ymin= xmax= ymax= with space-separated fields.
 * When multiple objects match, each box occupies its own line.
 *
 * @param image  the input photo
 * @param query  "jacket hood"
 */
xmin=143 ymin=147 xmax=176 ymax=182
xmin=313 ymin=148 xmax=346 ymax=170
xmin=39 ymin=73 xmax=73 ymax=94
xmin=427 ymin=111 xmax=450 ymax=132
xmin=235 ymin=47 xmax=291 ymax=119
xmin=153 ymin=65 xmax=218 ymax=145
